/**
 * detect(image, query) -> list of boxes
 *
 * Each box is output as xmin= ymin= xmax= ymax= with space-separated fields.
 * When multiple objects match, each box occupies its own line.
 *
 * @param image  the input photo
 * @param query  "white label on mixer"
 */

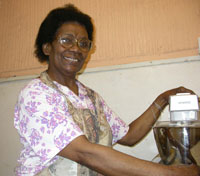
xmin=170 ymin=94 xmax=199 ymax=111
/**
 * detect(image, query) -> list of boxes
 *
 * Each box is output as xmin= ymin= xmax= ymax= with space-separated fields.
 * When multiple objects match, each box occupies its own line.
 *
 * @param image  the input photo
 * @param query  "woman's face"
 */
xmin=44 ymin=22 xmax=90 ymax=79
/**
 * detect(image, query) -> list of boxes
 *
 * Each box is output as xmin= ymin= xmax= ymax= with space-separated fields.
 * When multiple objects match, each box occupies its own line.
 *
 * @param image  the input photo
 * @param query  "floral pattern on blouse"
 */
xmin=14 ymin=78 xmax=129 ymax=176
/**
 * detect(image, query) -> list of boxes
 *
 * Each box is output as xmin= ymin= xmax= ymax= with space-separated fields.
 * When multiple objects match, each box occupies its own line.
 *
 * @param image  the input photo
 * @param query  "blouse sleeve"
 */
xmin=15 ymin=82 xmax=84 ymax=165
xmin=97 ymin=94 xmax=129 ymax=144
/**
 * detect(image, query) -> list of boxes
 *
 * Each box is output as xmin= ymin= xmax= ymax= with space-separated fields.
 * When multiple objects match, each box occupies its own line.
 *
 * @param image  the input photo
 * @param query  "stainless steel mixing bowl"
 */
xmin=153 ymin=121 xmax=200 ymax=166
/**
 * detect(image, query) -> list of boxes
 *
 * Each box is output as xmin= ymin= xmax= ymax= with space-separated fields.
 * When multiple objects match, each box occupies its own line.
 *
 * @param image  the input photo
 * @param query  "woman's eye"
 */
xmin=79 ymin=40 xmax=90 ymax=48
xmin=61 ymin=37 xmax=72 ymax=44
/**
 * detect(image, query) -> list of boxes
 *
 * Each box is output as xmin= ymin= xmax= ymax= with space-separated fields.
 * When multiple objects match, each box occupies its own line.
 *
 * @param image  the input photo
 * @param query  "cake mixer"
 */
xmin=153 ymin=93 xmax=200 ymax=166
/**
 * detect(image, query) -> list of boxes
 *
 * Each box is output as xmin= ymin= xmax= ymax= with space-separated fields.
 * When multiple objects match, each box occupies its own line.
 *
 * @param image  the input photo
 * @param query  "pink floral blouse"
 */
xmin=14 ymin=78 xmax=129 ymax=176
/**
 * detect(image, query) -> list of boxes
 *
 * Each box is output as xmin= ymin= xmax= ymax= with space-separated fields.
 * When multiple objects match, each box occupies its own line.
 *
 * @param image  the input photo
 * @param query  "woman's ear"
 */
xmin=42 ymin=43 xmax=51 ymax=56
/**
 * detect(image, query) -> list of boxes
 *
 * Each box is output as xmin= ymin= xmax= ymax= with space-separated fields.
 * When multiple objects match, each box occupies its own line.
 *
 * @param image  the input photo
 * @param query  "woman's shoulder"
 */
xmin=19 ymin=78 xmax=53 ymax=97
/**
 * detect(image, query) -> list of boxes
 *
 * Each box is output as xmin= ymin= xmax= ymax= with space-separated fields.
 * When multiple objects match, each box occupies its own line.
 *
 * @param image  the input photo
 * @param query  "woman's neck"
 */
xmin=46 ymin=70 xmax=79 ymax=96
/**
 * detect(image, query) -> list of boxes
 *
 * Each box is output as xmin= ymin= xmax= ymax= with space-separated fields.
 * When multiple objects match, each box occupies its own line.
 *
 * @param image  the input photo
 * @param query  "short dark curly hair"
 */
xmin=34 ymin=4 xmax=94 ymax=63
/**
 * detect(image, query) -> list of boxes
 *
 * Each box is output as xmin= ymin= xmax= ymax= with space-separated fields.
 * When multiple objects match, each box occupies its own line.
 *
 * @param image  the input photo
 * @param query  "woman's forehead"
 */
xmin=56 ymin=22 xmax=88 ymax=37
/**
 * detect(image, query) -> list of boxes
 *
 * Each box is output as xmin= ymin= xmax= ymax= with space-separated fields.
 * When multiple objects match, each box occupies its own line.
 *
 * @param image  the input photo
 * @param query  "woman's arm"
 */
xmin=57 ymin=86 xmax=200 ymax=176
xmin=58 ymin=135 xmax=200 ymax=176
xmin=117 ymin=86 xmax=195 ymax=146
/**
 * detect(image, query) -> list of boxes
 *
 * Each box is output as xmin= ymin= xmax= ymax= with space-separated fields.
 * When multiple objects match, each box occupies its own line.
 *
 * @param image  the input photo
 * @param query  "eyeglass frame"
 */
xmin=57 ymin=34 xmax=92 ymax=52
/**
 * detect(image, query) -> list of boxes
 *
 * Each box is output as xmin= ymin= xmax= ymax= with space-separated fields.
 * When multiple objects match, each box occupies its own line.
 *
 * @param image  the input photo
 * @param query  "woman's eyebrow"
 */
xmin=60 ymin=33 xmax=88 ymax=39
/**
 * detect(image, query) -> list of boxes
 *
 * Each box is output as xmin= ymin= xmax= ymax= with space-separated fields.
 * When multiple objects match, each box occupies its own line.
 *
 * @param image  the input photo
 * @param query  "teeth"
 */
xmin=64 ymin=57 xmax=78 ymax=62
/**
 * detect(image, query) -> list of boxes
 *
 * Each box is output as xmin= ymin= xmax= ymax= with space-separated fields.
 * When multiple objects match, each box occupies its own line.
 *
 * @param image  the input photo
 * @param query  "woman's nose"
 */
xmin=69 ymin=40 xmax=81 ymax=52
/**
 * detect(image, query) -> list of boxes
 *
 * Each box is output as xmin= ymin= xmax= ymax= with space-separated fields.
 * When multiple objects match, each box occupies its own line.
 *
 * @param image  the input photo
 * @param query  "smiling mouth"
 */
xmin=64 ymin=57 xmax=79 ymax=62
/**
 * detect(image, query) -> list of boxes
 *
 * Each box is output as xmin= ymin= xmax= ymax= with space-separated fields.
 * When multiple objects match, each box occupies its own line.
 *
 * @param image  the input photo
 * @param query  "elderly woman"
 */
xmin=14 ymin=4 xmax=200 ymax=176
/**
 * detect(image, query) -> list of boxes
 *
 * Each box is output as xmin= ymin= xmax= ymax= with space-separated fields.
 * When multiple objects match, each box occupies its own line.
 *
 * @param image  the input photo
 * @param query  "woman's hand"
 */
xmin=160 ymin=86 xmax=195 ymax=102
xmin=155 ymin=86 xmax=196 ymax=110
xmin=168 ymin=164 xmax=200 ymax=176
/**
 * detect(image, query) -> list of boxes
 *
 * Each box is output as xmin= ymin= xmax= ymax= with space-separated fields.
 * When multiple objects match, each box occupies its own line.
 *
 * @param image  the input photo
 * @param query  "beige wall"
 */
xmin=1 ymin=56 xmax=200 ymax=175
xmin=0 ymin=0 xmax=200 ymax=78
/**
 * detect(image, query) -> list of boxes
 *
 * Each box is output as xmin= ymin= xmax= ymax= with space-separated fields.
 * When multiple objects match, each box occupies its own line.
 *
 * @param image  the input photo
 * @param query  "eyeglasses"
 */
xmin=58 ymin=34 xmax=92 ymax=52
